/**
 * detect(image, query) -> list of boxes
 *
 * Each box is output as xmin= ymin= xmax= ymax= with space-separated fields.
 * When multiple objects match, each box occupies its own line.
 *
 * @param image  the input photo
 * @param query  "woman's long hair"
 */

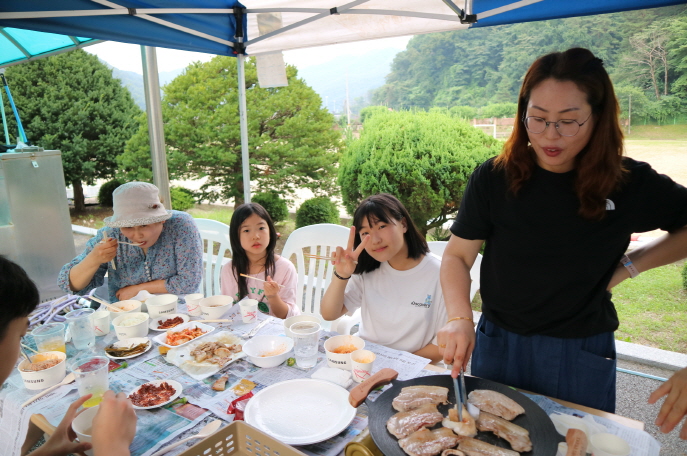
xmin=229 ymin=203 xmax=278 ymax=299
xmin=494 ymin=47 xmax=626 ymax=220
xmin=352 ymin=193 xmax=429 ymax=274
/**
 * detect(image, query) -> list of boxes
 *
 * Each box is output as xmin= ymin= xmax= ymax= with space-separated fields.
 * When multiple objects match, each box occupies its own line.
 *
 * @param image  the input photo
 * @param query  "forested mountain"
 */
xmin=372 ymin=5 xmax=687 ymax=122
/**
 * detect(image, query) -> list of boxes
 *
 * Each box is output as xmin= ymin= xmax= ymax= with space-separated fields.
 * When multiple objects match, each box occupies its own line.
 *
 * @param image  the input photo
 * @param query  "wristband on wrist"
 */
xmin=446 ymin=316 xmax=473 ymax=325
xmin=333 ymin=270 xmax=351 ymax=281
xmin=620 ymin=254 xmax=640 ymax=278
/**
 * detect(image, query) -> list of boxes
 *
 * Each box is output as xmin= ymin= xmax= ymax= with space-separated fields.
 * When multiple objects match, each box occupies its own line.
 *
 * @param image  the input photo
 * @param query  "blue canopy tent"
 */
xmin=1 ymin=0 xmax=685 ymax=203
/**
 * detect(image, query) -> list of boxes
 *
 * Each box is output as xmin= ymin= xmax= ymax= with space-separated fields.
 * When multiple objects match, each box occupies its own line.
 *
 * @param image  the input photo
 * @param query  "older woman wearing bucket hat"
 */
xmin=58 ymin=182 xmax=203 ymax=303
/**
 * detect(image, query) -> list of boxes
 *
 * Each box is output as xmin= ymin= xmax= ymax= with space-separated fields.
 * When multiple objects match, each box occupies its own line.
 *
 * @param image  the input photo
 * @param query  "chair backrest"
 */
xmin=194 ymin=218 xmax=232 ymax=297
xmin=280 ymin=224 xmax=350 ymax=324
xmin=427 ymin=241 xmax=482 ymax=301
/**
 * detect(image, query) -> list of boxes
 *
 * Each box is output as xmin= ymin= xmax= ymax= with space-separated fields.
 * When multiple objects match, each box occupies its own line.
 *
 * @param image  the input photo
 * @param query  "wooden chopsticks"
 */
xmin=304 ymin=253 xmax=358 ymax=265
xmin=239 ymin=273 xmax=285 ymax=288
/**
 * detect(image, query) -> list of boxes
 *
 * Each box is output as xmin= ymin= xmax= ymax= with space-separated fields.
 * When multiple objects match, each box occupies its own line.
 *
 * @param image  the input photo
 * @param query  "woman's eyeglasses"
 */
xmin=523 ymin=112 xmax=592 ymax=137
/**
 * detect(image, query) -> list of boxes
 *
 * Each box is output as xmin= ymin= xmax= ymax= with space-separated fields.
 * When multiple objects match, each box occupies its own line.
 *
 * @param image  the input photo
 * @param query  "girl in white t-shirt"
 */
xmin=321 ymin=193 xmax=447 ymax=362
xmin=220 ymin=203 xmax=299 ymax=319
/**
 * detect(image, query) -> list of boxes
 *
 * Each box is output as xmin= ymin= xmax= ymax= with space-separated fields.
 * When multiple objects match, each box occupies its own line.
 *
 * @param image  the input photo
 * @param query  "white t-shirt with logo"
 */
xmin=343 ymin=253 xmax=447 ymax=354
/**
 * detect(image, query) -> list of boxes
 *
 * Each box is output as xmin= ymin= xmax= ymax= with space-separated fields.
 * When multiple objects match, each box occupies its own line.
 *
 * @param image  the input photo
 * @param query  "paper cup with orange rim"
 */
xmin=350 ymin=349 xmax=375 ymax=383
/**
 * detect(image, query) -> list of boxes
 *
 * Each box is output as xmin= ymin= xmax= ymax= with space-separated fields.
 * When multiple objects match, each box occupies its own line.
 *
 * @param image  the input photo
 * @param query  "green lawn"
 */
xmin=625 ymin=124 xmax=687 ymax=141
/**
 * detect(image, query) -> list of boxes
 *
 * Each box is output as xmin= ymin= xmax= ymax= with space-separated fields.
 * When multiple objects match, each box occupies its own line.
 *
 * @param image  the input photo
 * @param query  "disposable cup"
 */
xmin=350 ymin=349 xmax=375 ymax=383
xmin=69 ymin=355 xmax=109 ymax=408
xmin=240 ymin=299 xmax=259 ymax=324
xmin=64 ymin=308 xmax=96 ymax=351
xmin=185 ymin=293 xmax=204 ymax=317
xmin=92 ymin=311 xmax=110 ymax=336
xmin=72 ymin=404 xmax=99 ymax=456
xmin=290 ymin=321 xmax=321 ymax=369
xmin=31 ymin=323 xmax=66 ymax=353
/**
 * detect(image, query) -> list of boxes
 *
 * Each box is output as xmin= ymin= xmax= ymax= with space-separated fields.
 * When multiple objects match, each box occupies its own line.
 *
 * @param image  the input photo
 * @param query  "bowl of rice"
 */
xmin=17 ymin=351 xmax=67 ymax=390
xmin=323 ymin=334 xmax=365 ymax=370
xmin=112 ymin=312 xmax=150 ymax=340
xmin=242 ymin=335 xmax=294 ymax=368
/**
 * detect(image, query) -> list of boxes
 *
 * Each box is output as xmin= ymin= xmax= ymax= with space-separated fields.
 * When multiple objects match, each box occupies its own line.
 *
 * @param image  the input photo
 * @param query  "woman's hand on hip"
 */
xmin=331 ymin=226 xmax=369 ymax=278
xmin=437 ymin=319 xmax=476 ymax=378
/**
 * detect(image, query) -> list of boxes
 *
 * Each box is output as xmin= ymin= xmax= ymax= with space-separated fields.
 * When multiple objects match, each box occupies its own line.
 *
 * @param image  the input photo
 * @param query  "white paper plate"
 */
xmin=128 ymin=380 xmax=182 ymax=410
xmin=244 ymin=379 xmax=356 ymax=445
xmin=104 ymin=337 xmax=152 ymax=360
xmin=153 ymin=321 xmax=215 ymax=348
xmin=148 ymin=313 xmax=190 ymax=331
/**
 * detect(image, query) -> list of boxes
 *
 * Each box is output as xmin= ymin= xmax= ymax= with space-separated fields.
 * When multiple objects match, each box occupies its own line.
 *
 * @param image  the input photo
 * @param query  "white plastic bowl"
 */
xmin=242 ymin=335 xmax=294 ymax=368
xmin=17 ymin=351 xmax=67 ymax=390
xmin=283 ymin=314 xmax=323 ymax=338
xmin=199 ymin=295 xmax=233 ymax=319
xmin=145 ymin=294 xmax=178 ymax=319
xmin=323 ymin=335 xmax=365 ymax=370
xmin=112 ymin=312 xmax=150 ymax=340
xmin=107 ymin=300 xmax=142 ymax=316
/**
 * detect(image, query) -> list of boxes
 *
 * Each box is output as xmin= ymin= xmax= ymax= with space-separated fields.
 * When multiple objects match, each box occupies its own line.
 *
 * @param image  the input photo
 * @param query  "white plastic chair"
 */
xmin=280 ymin=223 xmax=361 ymax=334
xmin=194 ymin=218 xmax=232 ymax=297
xmin=427 ymin=241 xmax=482 ymax=301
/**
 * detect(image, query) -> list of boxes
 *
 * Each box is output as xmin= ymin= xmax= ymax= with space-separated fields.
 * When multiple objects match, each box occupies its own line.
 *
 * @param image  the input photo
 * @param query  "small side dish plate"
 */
xmin=153 ymin=321 xmax=215 ymax=348
xmin=149 ymin=313 xmax=190 ymax=331
xmin=128 ymin=379 xmax=182 ymax=410
xmin=104 ymin=337 xmax=152 ymax=360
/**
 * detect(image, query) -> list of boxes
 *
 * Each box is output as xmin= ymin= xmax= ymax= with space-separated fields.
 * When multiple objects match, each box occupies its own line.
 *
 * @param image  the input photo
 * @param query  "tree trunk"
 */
xmin=72 ymin=179 xmax=86 ymax=213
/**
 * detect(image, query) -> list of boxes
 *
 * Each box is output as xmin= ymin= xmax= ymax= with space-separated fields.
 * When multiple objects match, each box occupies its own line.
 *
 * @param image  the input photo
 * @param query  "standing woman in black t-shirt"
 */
xmin=436 ymin=48 xmax=687 ymax=414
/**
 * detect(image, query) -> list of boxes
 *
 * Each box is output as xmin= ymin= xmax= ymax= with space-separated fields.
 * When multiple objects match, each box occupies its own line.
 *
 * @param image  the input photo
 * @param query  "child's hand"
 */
xmin=264 ymin=276 xmax=280 ymax=297
xmin=331 ymin=226 xmax=369 ymax=278
xmin=32 ymin=395 xmax=93 ymax=456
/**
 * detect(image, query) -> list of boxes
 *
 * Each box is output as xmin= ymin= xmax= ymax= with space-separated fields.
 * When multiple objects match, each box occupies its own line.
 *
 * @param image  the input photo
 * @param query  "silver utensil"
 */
xmin=452 ymin=375 xmax=462 ymax=421
xmin=460 ymin=367 xmax=468 ymax=410
xmin=246 ymin=317 xmax=272 ymax=338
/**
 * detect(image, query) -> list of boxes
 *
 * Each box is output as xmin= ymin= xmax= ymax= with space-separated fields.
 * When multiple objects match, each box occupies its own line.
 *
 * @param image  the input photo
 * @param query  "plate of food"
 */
xmin=152 ymin=321 xmax=215 ymax=348
xmin=149 ymin=314 xmax=190 ymax=331
xmin=166 ymin=331 xmax=245 ymax=380
xmin=128 ymin=379 xmax=182 ymax=409
xmin=104 ymin=337 xmax=152 ymax=359
xmin=352 ymin=370 xmax=561 ymax=456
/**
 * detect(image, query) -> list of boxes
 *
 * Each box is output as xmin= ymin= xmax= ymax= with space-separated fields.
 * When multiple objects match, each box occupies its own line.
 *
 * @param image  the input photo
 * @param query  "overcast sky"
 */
xmin=85 ymin=36 xmax=411 ymax=74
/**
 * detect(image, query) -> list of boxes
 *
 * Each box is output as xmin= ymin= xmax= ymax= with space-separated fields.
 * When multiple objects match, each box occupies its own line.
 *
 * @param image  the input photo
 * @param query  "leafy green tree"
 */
xmin=449 ymin=106 xmax=478 ymax=120
xmin=118 ymin=56 xmax=341 ymax=206
xmin=479 ymin=103 xmax=518 ymax=118
xmin=360 ymin=106 xmax=391 ymax=124
xmin=3 ymin=49 xmax=141 ymax=212
xmin=667 ymin=15 xmax=687 ymax=100
xmin=339 ymin=111 xmax=501 ymax=236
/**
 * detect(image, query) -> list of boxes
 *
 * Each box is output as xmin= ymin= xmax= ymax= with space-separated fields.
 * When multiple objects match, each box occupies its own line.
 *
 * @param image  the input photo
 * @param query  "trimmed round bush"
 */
xmin=170 ymin=186 xmax=195 ymax=211
xmin=98 ymin=179 xmax=124 ymax=207
xmin=296 ymin=197 xmax=340 ymax=228
xmin=252 ymin=192 xmax=289 ymax=223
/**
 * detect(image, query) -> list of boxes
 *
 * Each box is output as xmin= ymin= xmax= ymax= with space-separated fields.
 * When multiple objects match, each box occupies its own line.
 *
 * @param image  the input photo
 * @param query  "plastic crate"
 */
xmin=177 ymin=420 xmax=308 ymax=456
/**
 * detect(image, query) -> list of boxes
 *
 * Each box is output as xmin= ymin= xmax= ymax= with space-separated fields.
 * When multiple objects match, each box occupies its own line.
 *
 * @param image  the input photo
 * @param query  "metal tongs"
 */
xmin=452 ymin=367 xmax=468 ymax=421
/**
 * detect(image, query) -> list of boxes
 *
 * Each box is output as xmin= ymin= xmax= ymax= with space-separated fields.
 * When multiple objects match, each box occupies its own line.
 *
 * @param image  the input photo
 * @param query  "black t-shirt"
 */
xmin=451 ymin=157 xmax=687 ymax=338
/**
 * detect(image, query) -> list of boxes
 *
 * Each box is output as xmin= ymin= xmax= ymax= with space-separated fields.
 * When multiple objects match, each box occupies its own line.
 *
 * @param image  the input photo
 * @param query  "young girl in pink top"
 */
xmin=220 ymin=203 xmax=299 ymax=319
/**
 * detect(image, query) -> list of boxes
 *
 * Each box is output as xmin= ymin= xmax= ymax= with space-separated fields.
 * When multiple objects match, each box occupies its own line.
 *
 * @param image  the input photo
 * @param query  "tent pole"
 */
xmin=237 ymin=53 xmax=251 ymax=204
xmin=141 ymin=45 xmax=172 ymax=209
xmin=0 ymin=88 xmax=10 ymax=144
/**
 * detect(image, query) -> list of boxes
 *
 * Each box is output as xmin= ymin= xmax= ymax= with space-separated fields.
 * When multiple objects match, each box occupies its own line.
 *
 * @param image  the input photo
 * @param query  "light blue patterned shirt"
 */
xmin=58 ymin=211 xmax=203 ymax=303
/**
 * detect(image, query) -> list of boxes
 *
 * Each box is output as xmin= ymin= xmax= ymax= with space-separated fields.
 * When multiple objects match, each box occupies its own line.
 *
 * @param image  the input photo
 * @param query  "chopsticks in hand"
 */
xmin=304 ymin=253 xmax=358 ymax=265
xmin=239 ymin=273 xmax=285 ymax=288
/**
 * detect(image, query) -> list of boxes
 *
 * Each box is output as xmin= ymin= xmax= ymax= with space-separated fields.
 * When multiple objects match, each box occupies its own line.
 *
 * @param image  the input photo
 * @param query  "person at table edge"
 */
xmin=58 ymin=182 xmax=203 ymax=303
xmin=1 ymin=256 xmax=136 ymax=455
xmin=437 ymin=48 xmax=687 ymax=414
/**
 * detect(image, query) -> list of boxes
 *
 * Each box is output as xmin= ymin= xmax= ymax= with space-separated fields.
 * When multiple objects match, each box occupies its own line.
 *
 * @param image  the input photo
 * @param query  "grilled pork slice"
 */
xmin=399 ymin=428 xmax=463 ymax=456
xmin=476 ymin=411 xmax=531 ymax=452
xmin=458 ymin=438 xmax=520 ymax=456
xmin=441 ymin=451 xmax=466 ymax=456
xmin=387 ymin=403 xmax=444 ymax=439
xmin=212 ymin=375 xmax=229 ymax=391
xmin=393 ymin=385 xmax=450 ymax=412
xmin=565 ymin=428 xmax=587 ymax=456
xmin=467 ymin=390 xmax=525 ymax=421
xmin=442 ymin=406 xmax=477 ymax=437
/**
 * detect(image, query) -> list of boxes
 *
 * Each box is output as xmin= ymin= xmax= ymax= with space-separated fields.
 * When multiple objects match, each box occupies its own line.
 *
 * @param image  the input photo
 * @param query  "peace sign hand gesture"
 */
xmin=331 ymin=226 xmax=369 ymax=278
